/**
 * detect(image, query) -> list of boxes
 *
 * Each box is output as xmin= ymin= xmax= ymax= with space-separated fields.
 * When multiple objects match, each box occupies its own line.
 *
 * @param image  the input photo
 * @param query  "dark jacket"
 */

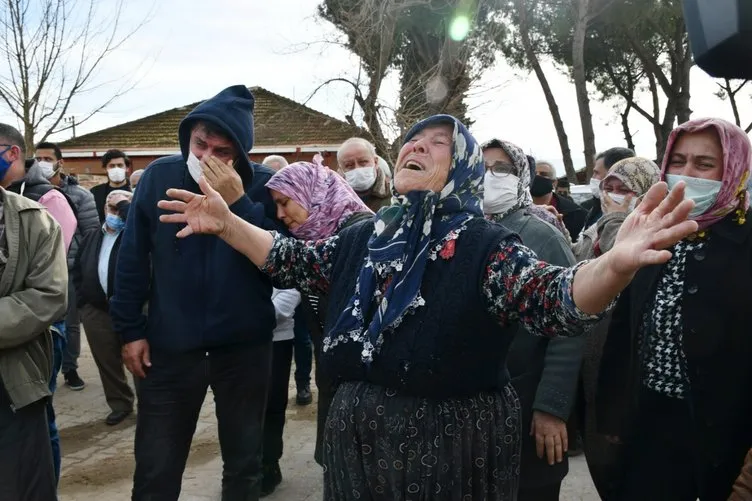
xmin=72 ymin=228 xmax=123 ymax=312
xmin=110 ymin=85 xmax=283 ymax=353
xmin=90 ymin=182 xmax=130 ymax=223
xmin=597 ymin=212 xmax=752 ymax=494
xmin=553 ymin=192 xmax=587 ymax=242
xmin=581 ymin=197 xmax=603 ymax=228
xmin=59 ymin=174 xmax=99 ymax=268
xmin=501 ymin=207 xmax=583 ymax=487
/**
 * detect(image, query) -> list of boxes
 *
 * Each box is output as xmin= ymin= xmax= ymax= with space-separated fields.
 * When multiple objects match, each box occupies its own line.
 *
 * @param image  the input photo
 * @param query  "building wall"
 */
xmin=63 ymin=150 xmax=339 ymax=176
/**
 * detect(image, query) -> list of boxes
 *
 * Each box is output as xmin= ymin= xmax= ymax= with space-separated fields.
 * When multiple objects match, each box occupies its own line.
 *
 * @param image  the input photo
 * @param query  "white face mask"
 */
xmin=38 ymin=161 xmax=56 ymax=179
xmin=606 ymin=192 xmax=638 ymax=211
xmin=345 ymin=166 xmax=377 ymax=192
xmin=589 ymin=177 xmax=601 ymax=199
xmin=186 ymin=152 xmax=202 ymax=183
xmin=108 ymin=167 xmax=126 ymax=183
xmin=483 ymin=173 xmax=519 ymax=215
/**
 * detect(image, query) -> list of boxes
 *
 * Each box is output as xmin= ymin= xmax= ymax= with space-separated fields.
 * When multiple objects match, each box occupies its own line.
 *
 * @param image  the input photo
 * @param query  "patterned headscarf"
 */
xmin=481 ymin=138 xmax=533 ymax=220
xmin=266 ymin=159 xmax=372 ymax=240
xmin=329 ymin=115 xmax=484 ymax=363
xmin=661 ymin=118 xmax=752 ymax=230
xmin=602 ymin=157 xmax=661 ymax=199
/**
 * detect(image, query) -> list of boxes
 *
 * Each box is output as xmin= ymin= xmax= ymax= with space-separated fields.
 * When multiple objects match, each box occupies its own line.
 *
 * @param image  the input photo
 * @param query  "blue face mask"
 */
xmin=0 ymin=146 xmax=12 ymax=183
xmin=105 ymin=214 xmax=125 ymax=232
xmin=666 ymin=174 xmax=722 ymax=218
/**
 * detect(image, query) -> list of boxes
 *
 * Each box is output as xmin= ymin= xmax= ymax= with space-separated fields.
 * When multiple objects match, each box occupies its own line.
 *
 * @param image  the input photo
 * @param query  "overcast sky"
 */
xmin=2 ymin=0 xmax=749 ymax=177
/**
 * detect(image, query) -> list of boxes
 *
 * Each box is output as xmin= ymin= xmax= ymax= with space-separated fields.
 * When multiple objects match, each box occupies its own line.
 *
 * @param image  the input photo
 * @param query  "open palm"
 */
xmin=158 ymin=176 xmax=233 ymax=238
xmin=609 ymin=181 xmax=698 ymax=275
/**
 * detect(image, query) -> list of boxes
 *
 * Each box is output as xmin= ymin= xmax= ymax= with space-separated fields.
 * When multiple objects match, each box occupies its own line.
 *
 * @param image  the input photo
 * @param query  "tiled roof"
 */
xmin=59 ymin=86 xmax=368 ymax=150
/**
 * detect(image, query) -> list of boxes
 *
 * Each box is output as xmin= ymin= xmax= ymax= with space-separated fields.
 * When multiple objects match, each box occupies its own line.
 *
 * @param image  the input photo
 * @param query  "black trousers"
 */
xmin=617 ymin=388 xmax=737 ymax=501
xmin=262 ymin=340 xmax=294 ymax=465
xmin=518 ymin=482 xmax=561 ymax=501
xmin=0 ymin=388 xmax=56 ymax=501
xmin=132 ymin=342 xmax=273 ymax=501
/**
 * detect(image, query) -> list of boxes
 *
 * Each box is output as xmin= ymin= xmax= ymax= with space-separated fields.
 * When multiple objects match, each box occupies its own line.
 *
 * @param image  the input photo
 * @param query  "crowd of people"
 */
xmin=0 ymin=83 xmax=751 ymax=501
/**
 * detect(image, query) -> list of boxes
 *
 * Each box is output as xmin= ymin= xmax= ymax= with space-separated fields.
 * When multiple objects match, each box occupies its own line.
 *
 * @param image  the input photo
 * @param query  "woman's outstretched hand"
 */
xmin=158 ymin=175 xmax=233 ymax=238
xmin=608 ymin=181 xmax=698 ymax=276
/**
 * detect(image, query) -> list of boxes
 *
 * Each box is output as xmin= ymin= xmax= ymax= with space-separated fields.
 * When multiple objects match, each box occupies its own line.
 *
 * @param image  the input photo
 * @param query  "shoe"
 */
xmin=296 ymin=384 xmax=312 ymax=406
xmin=63 ymin=370 xmax=86 ymax=391
xmin=260 ymin=462 xmax=282 ymax=497
xmin=105 ymin=409 xmax=132 ymax=426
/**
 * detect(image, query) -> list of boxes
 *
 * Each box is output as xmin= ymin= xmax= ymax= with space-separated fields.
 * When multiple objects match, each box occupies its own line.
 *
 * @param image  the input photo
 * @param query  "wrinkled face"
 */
xmin=190 ymin=125 xmax=237 ymax=165
xmin=602 ymin=177 xmax=634 ymax=196
xmin=338 ymin=144 xmax=377 ymax=173
xmin=536 ymin=162 xmax=558 ymax=189
xmin=394 ymin=124 xmax=453 ymax=195
xmin=270 ymin=189 xmax=309 ymax=230
xmin=593 ymin=158 xmax=608 ymax=181
xmin=666 ymin=129 xmax=724 ymax=182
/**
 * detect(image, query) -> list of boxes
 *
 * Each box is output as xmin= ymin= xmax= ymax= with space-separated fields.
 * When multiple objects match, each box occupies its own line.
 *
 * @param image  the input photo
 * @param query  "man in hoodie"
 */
xmin=111 ymin=85 xmax=281 ymax=501
xmin=0 ymin=129 xmax=67 ymax=500
xmin=36 ymin=141 xmax=100 ymax=391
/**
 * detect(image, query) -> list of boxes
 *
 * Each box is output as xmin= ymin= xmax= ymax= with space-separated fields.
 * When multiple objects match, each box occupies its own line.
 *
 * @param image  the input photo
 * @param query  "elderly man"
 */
xmin=0 ymin=125 xmax=68 ymax=500
xmin=36 ymin=141 xmax=99 ymax=392
xmin=337 ymin=137 xmax=390 ymax=211
xmin=110 ymin=85 xmax=282 ymax=501
xmin=261 ymin=155 xmax=288 ymax=172
xmin=530 ymin=160 xmax=587 ymax=241
xmin=129 ymin=169 xmax=145 ymax=191
xmin=72 ymin=190 xmax=135 ymax=426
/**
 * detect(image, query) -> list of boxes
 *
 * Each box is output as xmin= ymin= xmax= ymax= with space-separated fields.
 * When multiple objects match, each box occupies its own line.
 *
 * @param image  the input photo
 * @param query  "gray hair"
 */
xmin=105 ymin=189 xmax=133 ymax=206
xmin=262 ymin=155 xmax=288 ymax=171
xmin=130 ymin=169 xmax=145 ymax=183
xmin=337 ymin=137 xmax=377 ymax=165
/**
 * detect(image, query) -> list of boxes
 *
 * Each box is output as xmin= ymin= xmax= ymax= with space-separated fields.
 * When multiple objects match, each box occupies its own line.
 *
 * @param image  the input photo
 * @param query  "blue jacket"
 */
xmin=110 ymin=85 xmax=282 ymax=352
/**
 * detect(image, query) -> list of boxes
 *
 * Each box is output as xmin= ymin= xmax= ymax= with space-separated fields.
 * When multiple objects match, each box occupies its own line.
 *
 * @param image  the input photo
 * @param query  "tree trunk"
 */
xmin=621 ymin=102 xmax=635 ymax=151
xmin=675 ymin=30 xmax=693 ymax=124
xmin=516 ymin=0 xmax=576 ymax=182
xmin=572 ymin=0 xmax=597 ymax=179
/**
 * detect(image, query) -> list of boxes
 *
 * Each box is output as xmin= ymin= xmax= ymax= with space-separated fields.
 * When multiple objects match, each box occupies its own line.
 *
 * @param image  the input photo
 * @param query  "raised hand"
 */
xmin=158 ymin=175 xmax=233 ymax=238
xmin=608 ymin=181 xmax=698 ymax=276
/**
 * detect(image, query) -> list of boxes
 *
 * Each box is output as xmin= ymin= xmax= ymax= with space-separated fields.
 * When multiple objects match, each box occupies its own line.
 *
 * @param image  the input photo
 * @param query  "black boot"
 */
xmin=296 ymin=384 xmax=312 ymax=406
xmin=260 ymin=462 xmax=282 ymax=497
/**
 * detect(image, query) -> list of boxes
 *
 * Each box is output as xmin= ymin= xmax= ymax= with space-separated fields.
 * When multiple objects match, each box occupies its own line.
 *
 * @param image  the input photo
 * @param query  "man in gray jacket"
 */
xmin=0 ymin=168 xmax=68 ymax=499
xmin=36 ymin=141 xmax=99 ymax=390
xmin=483 ymin=139 xmax=584 ymax=501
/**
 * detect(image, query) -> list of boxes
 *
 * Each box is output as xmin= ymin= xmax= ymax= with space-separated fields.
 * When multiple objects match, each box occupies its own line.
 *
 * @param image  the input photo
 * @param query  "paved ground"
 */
xmin=56 ymin=337 xmax=601 ymax=500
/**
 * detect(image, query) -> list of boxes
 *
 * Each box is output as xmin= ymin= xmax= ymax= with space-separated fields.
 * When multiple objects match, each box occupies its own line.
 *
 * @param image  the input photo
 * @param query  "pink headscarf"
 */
xmin=266 ymin=159 xmax=373 ymax=240
xmin=661 ymin=118 xmax=752 ymax=230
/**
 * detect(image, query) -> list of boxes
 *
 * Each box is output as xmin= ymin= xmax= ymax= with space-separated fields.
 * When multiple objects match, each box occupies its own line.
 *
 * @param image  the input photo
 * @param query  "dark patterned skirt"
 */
xmin=322 ymin=381 xmax=522 ymax=500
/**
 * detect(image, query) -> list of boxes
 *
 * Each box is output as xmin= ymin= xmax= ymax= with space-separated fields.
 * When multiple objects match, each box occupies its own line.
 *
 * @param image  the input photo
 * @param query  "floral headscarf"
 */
xmin=328 ymin=115 xmax=484 ymax=363
xmin=481 ymin=138 xmax=533 ymax=220
xmin=602 ymin=157 xmax=661 ymax=200
xmin=265 ymin=159 xmax=372 ymax=240
xmin=661 ymin=118 xmax=752 ymax=230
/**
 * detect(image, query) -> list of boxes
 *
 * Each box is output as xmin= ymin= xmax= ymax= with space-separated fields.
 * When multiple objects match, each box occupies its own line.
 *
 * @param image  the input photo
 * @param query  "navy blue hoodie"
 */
xmin=110 ymin=85 xmax=282 ymax=352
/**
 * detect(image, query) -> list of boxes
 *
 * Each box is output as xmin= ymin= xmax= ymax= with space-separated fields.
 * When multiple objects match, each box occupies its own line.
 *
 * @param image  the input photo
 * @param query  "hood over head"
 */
xmin=178 ymin=85 xmax=255 ymax=183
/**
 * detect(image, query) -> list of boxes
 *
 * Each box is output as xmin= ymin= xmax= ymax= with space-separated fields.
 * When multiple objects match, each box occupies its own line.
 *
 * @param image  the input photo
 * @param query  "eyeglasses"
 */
xmin=486 ymin=161 xmax=515 ymax=177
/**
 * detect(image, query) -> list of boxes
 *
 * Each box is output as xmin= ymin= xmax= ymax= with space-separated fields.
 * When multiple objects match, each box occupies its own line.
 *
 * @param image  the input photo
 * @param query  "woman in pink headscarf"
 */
xmin=596 ymin=118 xmax=752 ymax=501
xmin=262 ymin=159 xmax=373 ymax=480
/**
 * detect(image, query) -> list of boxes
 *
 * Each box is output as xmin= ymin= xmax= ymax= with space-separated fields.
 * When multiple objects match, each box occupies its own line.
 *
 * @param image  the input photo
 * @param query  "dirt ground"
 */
xmin=55 ymin=336 xmax=600 ymax=501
